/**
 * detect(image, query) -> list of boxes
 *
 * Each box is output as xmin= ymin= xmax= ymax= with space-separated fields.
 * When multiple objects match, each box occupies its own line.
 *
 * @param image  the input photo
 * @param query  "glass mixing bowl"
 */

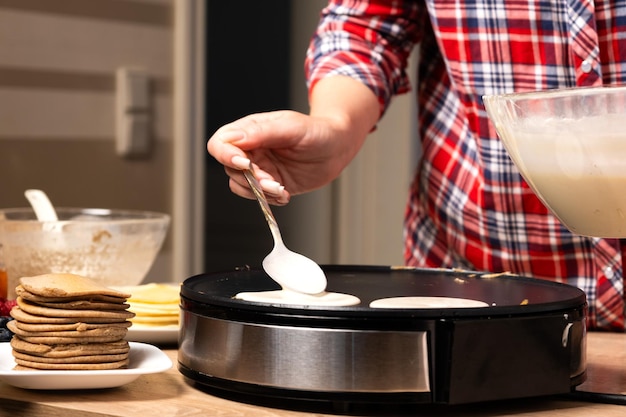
xmin=0 ymin=208 xmax=170 ymax=298
xmin=484 ymin=85 xmax=626 ymax=238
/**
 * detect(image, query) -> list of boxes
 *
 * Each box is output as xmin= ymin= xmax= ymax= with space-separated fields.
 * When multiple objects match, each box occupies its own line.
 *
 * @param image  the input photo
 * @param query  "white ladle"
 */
xmin=24 ymin=189 xmax=59 ymax=222
xmin=23 ymin=188 xmax=70 ymax=240
xmin=243 ymin=165 xmax=327 ymax=295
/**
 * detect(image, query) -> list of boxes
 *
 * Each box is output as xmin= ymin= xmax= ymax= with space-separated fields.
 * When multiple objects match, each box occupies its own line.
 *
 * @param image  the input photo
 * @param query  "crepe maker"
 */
xmin=178 ymin=265 xmax=587 ymax=407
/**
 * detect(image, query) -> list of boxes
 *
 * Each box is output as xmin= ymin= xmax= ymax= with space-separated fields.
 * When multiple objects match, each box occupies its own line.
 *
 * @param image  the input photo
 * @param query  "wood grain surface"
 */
xmin=0 ymin=332 xmax=624 ymax=417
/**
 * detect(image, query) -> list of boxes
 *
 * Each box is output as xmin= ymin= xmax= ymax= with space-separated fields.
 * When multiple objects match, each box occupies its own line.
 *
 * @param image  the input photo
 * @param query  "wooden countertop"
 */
xmin=1 ymin=331 xmax=624 ymax=417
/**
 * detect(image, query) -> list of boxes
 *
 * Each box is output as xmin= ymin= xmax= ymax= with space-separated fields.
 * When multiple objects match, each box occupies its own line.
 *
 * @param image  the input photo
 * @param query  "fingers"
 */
xmin=225 ymin=165 xmax=290 ymax=205
xmin=231 ymin=155 xmax=251 ymax=170
xmin=229 ymin=155 xmax=288 ymax=201
xmin=259 ymin=178 xmax=286 ymax=197
xmin=207 ymin=111 xmax=304 ymax=205
xmin=207 ymin=111 xmax=306 ymax=167
xmin=207 ymin=129 xmax=248 ymax=169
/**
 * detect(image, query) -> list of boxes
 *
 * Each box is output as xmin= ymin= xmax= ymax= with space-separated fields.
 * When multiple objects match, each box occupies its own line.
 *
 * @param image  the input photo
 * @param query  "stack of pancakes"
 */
xmin=116 ymin=283 xmax=180 ymax=328
xmin=7 ymin=273 xmax=135 ymax=370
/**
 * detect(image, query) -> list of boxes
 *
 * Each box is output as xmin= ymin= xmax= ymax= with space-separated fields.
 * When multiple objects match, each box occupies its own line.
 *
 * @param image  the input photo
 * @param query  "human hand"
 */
xmin=207 ymin=110 xmax=362 ymax=205
xmin=207 ymin=76 xmax=380 ymax=205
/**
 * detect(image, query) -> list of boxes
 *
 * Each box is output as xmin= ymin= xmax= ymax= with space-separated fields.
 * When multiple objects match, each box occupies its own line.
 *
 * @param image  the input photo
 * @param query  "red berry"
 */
xmin=0 ymin=298 xmax=16 ymax=317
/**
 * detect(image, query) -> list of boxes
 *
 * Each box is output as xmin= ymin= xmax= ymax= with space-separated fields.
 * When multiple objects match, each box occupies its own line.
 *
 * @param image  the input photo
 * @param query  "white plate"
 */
xmin=0 ymin=342 xmax=172 ymax=390
xmin=125 ymin=324 xmax=179 ymax=345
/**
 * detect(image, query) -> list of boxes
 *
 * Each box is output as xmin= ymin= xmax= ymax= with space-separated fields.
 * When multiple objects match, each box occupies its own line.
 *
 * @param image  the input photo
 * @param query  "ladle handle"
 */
xmin=243 ymin=167 xmax=283 ymax=245
xmin=24 ymin=189 xmax=59 ymax=222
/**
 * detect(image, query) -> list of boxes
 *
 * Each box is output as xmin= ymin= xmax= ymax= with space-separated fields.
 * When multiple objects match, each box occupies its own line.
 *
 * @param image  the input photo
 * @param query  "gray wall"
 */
xmin=0 ymin=0 xmax=174 ymax=281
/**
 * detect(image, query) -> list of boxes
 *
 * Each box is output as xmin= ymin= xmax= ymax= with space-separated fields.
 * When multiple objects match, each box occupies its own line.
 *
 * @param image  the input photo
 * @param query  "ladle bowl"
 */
xmin=242 ymin=166 xmax=327 ymax=295
xmin=484 ymin=85 xmax=626 ymax=237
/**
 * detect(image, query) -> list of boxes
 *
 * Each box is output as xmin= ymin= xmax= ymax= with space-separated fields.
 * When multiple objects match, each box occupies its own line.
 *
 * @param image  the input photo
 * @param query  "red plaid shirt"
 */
xmin=305 ymin=0 xmax=626 ymax=330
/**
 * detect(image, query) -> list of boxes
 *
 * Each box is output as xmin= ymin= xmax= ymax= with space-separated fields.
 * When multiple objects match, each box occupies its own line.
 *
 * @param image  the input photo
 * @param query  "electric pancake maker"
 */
xmin=178 ymin=266 xmax=586 ymax=407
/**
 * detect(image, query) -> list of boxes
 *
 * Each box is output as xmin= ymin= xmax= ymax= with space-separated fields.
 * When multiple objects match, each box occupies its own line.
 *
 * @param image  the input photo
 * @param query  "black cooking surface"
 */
xmin=181 ymin=265 xmax=586 ymax=319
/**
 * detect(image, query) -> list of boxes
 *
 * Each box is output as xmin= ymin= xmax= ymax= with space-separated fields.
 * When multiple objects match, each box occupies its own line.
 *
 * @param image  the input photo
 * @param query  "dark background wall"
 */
xmin=204 ymin=1 xmax=291 ymax=271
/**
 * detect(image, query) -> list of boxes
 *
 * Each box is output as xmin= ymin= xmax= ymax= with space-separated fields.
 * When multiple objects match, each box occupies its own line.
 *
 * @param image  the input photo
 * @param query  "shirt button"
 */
xmin=581 ymin=59 xmax=593 ymax=73
xmin=604 ymin=267 xmax=614 ymax=279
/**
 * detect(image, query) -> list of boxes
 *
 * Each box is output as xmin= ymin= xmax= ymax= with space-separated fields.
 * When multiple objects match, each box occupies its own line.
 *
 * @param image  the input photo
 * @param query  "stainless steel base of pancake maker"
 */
xmin=178 ymin=266 xmax=587 ymax=409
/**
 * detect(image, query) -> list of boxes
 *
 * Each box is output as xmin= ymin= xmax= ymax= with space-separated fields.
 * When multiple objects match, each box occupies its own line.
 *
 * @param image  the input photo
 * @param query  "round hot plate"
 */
xmin=178 ymin=266 xmax=587 ymax=408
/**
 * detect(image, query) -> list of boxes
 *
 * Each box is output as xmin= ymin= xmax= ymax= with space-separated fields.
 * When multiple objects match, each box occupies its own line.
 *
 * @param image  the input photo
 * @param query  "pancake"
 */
xmin=16 ymin=297 xmax=135 ymax=320
xmin=114 ymin=283 xmax=180 ymax=327
xmin=33 ymin=299 xmax=131 ymax=311
xmin=10 ymin=338 xmax=130 ymax=358
xmin=14 ymin=320 xmax=132 ymax=333
xmin=16 ymin=285 xmax=129 ymax=304
xmin=7 ymin=320 xmax=128 ymax=339
xmin=235 ymin=290 xmax=361 ymax=307
xmin=10 ymin=306 xmax=131 ymax=324
xmin=115 ymin=283 xmax=180 ymax=304
xmin=131 ymin=316 xmax=179 ymax=326
xmin=19 ymin=274 xmax=131 ymax=299
xmin=369 ymin=296 xmax=489 ymax=309
xmin=14 ymin=357 xmax=129 ymax=370
xmin=128 ymin=304 xmax=179 ymax=315
xmin=16 ymin=334 xmax=128 ymax=344
xmin=12 ymin=350 xmax=129 ymax=364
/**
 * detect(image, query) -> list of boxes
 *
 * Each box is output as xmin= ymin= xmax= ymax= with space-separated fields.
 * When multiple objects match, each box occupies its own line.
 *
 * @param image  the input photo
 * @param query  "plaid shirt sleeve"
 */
xmin=305 ymin=0 xmax=423 ymax=115
xmin=305 ymin=0 xmax=626 ymax=331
